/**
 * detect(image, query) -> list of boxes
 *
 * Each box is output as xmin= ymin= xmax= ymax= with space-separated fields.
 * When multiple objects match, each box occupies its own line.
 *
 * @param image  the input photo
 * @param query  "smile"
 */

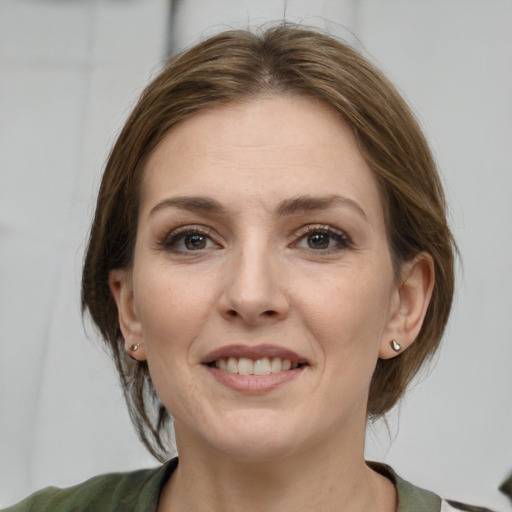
xmin=202 ymin=345 xmax=308 ymax=392
xmin=210 ymin=357 xmax=302 ymax=375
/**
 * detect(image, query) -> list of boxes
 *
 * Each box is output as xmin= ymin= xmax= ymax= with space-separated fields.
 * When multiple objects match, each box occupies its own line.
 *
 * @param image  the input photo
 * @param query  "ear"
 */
xmin=108 ymin=269 xmax=147 ymax=361
xmin=379 ymin=252 xmax=435 ymax=359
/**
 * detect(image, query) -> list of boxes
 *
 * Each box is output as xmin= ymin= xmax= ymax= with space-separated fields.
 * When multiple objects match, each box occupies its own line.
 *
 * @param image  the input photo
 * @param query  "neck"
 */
xmin=158 ymin=424 xmax=396 ymax=512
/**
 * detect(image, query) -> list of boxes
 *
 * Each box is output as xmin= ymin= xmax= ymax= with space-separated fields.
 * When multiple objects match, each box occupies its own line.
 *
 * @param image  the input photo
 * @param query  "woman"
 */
xmin=4 ymin=24 xmax=492 ymax=512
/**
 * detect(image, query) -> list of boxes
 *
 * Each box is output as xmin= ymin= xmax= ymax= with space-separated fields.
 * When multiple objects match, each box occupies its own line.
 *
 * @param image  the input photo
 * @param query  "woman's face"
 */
xmin=112 ymin=95 xmax=406 ymax=460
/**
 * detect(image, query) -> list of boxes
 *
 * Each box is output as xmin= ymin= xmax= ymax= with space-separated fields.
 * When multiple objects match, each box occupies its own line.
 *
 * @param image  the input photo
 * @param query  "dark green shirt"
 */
xmin=1 ymin=459 xmax=487 ymax=511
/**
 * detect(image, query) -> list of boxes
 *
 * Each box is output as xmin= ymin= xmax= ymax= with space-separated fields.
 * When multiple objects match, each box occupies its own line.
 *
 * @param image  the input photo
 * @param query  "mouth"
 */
xmin=202 ymin=345 xmax=308 ymax=376
xmin=207 ymin=357 xmax=305 ymax=375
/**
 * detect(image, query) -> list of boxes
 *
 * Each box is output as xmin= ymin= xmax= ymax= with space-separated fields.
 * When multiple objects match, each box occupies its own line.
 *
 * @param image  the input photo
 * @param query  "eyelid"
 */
xmin=294 ymin=224 xmax=340 ymax=236
xmin=294 ymin=224 xmax=349 ymax=239
xmin=291 ymin=224 xmax=352 ymax=250
xmin=158 ymin=224 xmax=220 ymax=252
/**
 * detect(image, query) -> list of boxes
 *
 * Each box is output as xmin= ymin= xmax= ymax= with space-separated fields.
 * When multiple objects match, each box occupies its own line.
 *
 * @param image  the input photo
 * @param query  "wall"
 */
xmin=1 ymin=0 xmax=511 ymax=509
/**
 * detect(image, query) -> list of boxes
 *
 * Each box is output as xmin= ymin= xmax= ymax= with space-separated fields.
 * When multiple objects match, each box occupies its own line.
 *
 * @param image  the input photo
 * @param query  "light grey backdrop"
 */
xmin=1 ymin=0 xmax=511 ymax=510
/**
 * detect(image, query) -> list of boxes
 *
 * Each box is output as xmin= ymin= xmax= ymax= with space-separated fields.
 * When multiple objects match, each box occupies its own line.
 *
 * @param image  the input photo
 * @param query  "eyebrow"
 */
xmin=149 ymin=194 xmax=368 ymax=222
xmin=149 ymin=196 xmax=227 ymax=217
xmin=276 ymin=195 xmax=368 ymax=222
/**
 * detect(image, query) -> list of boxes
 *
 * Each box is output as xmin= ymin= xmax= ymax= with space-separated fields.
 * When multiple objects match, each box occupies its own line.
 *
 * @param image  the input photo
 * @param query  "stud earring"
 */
xmin=129 ymin=344 xmax=140 ymax=352
xmin=391 ymin=339 xmax=402 ymax=352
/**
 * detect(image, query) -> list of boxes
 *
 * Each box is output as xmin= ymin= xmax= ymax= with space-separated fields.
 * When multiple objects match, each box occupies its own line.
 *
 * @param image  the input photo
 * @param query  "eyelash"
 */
xmin=292 ymin=225 xmax=351 ymax=252
xmin=159 ymin=226 xmax=219 ymax=253
xmin=158 ymin=224 xmax=351 ymax=255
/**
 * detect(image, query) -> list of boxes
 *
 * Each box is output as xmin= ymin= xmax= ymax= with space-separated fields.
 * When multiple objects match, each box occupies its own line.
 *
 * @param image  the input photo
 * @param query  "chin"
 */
xmin=180 ymin=409 xmax=308 ymax=462
xmin=212 ymin=434 xmax=302 ymax=463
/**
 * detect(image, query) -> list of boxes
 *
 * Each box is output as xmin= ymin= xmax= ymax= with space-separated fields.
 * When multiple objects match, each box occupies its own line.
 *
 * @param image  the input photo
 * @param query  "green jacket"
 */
xmin=1 ymin=459 xmax=491 ymax=512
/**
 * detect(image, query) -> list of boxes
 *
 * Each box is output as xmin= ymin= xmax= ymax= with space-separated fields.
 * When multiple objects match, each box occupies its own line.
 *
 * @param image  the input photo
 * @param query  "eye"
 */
xmin=294 ymin=226 xmax=350 ymax=252
xmin=160 ymin=227 xmax=220 ymax=253
xmin=181 ymin=233 xmax=209 ymax=250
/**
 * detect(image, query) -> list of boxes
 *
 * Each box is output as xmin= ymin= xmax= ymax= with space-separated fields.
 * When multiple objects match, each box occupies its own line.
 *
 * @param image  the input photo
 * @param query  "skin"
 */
xmin=110 ymin=95 xmax=434 ymax=512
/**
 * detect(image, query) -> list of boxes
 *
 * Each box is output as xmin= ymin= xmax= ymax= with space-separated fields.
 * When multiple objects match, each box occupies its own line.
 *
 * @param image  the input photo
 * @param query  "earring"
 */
xmin=391 ymin=339 xmax=402 ymax=352
xmin=129 ymin=344 xmax=140 ymax=352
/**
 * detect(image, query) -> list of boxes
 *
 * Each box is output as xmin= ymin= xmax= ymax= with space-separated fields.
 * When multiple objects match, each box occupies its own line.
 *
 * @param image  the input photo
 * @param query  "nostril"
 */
xmin=226 ymin=309 xmax=277 ymax=319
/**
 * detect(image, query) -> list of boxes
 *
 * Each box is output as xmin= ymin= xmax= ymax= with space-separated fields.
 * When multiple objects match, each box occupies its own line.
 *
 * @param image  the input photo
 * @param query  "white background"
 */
xmin=1 ymin=0 xmax=511 ymax=510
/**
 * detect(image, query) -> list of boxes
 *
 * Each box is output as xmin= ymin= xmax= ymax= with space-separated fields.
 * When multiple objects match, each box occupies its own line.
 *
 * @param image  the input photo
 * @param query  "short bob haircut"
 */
xmin=82 ymin=24 xmax=456 ymax=461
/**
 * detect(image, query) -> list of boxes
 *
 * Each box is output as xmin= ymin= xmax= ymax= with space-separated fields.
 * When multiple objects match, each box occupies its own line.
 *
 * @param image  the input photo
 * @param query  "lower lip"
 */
xmin=205 ymin=366 xmax=305 ymax=394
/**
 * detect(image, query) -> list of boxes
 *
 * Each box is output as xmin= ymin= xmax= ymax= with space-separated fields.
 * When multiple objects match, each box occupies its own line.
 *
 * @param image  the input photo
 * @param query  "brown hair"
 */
xmin=82 ymin=24 xmax=456 ymax=461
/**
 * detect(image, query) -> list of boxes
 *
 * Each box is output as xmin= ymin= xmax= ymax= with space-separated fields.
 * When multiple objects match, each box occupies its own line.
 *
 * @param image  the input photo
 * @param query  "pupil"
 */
xmin=185 ymin=234 xmax=206 ymax=250
xmin=308 ymin=233 xmax=329 ymax=249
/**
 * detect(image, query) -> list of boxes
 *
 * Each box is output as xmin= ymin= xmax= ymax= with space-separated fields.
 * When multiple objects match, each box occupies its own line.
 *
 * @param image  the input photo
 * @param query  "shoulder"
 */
xmin=1 ymin=459 xmax=178 ymax=512
xmin=367 ymin=461 xmax=495 ymax=512
xmin=442 ymin=501 xmax=496 ymax=512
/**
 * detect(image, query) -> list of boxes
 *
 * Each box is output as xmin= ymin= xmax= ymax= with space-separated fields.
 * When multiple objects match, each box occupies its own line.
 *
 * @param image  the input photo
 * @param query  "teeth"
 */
xmin=213 ymin=357 xmax=299 ymax=375
xmin=238 ymin=357 xmax=253 ymax=375
xmin=254 ymin=357 xmax=270 ymax=375
xmin=270 ymin=357 xmax=282 ymax=373
xmin=227 ymin=357 xmax=238 ymax=374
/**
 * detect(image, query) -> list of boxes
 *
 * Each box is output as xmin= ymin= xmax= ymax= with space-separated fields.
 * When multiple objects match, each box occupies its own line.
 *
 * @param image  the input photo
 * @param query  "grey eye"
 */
xmin=294 ymin=227 xmax=350 ymax=251
xmin=184 ymin=234 xmax=208 ymax=250
xmin=161 ymin=228 xmax=219 ymax=253
xmin=307 ymin=233 xmax=331 ymax=249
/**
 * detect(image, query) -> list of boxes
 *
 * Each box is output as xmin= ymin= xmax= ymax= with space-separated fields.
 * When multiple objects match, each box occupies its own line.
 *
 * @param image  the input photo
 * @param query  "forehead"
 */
xmin=141 ymin=95 xmax=383 ymax=222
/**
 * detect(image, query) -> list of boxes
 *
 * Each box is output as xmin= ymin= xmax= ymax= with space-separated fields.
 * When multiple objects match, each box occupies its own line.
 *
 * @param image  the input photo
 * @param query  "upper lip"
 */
xmin=201 ymin=344 xmax=308 ymax=365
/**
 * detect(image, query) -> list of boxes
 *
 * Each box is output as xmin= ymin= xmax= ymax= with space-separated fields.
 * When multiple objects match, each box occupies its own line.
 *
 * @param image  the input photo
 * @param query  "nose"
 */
xmin=218 ymin=242 xmax=290 ymax=326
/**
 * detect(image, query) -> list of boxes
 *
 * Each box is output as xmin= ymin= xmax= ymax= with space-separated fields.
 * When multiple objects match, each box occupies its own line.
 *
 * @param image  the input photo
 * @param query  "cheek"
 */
xmin=132 ymin=268 xmax=218 ymax=418
xmin=133 ymin=265 xmax=217 ymax=358
xmin=304 ymin=270 xmax=392 ymax=342
xmin=299 ymin=268 xmax=393 ymax=385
